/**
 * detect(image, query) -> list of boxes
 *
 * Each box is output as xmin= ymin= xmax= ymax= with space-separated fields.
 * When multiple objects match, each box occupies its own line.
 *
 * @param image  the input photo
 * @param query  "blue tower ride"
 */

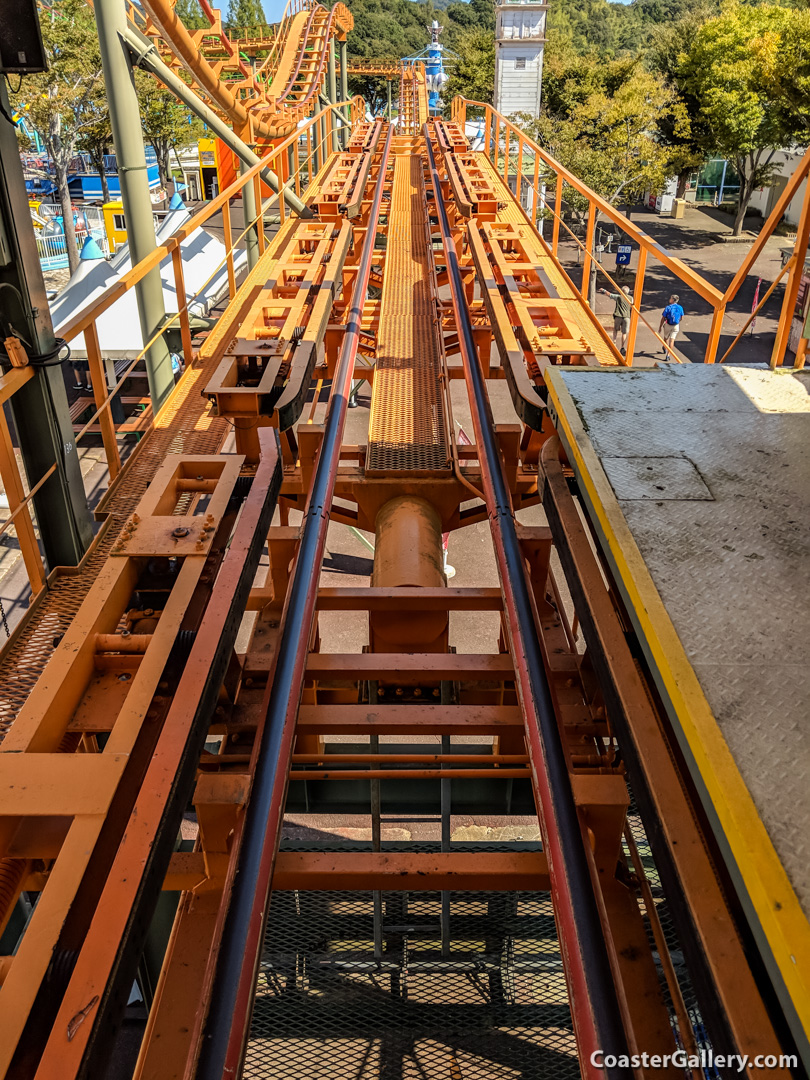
xmin=424 ymin=21 xmax=449 ymax=113
xmin=403 ymin=20 xmax=455 ymax=115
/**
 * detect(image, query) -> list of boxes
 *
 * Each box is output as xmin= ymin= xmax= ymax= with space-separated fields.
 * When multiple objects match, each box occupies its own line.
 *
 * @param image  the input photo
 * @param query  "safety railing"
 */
xmin=451 ymin=96 xmax=810 ymax=369
xmin=0 ymin=97 xmax=363 ymax=619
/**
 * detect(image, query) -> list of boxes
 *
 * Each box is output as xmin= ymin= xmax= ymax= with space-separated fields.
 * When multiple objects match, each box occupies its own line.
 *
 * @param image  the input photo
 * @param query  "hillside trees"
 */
xmin=175 ymin=0 xmax=209 ymax=30
xmin=443 ymin=27 xmax=495 ymax=106
xmin=226 ymin=0 xmax=268 ymax=31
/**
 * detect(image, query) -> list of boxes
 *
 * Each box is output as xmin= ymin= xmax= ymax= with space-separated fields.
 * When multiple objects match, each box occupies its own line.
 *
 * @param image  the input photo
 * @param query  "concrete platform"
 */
xmin=545 ymin=362 xmax=810 ymax=1054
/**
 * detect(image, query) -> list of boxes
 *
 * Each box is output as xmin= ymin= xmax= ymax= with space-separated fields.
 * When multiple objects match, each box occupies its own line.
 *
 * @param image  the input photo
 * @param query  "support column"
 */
xmin=96 ymin=0 xmax=174 ymax=411
xmin=339 ymin=39 xmax=349 ymax=148
xmin=327 ymin=40 xmax=339 ymax=154
xmin=387 ymin=80 xmax=392 ymax=119
xmin=240 ymin=159 xmax=260 ymax=271
xmin=0 ymin=80 xmax=92 ymax=568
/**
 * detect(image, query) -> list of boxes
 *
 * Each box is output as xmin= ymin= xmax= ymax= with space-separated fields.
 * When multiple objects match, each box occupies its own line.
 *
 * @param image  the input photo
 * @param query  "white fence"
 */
xmin=36 ymin=227 xmax=110 ymax=272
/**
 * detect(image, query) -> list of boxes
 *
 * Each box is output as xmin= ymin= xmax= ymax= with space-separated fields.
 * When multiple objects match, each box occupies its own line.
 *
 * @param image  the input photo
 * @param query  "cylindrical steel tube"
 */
xmin=370 ymin=496 xmax=447 ymax=651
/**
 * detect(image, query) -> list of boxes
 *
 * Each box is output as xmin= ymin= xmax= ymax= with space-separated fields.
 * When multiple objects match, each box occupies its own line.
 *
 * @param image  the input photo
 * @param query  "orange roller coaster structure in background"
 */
xmin=130 ymin=0 xmax=353 ymax=142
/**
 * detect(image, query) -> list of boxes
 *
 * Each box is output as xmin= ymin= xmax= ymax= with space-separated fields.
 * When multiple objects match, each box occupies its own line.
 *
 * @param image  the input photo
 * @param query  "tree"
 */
xmin=443 ymin=28 xmax=495 ymax=109
xmin=136 ymin=73 xmax=205 ymax=192
xmin=647 ymin=1 xmax=714 ymax=197
xmin=174 ymin=0 xmax=209 ymax=30
xmin=11 ymin=0 xmax=103 ymax=273
xmin=226 ymin=0 xmax=267 ymax=31
xmin=676 ymin=2 xmax=810 ymax=234
xmin=518 ymin=56 xmax=687 ymax=213
xmin=77 ymin=88 xmax=114 ymax=204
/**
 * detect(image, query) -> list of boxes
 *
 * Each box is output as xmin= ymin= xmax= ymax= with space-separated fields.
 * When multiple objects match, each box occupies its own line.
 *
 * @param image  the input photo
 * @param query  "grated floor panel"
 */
xmin=244 ymin=887 xmax=579 ymax=1080
xmin=366 ymin=155 xmax=451 ymax=476
xmin=0 ymin=356 xmax=229 ymax=737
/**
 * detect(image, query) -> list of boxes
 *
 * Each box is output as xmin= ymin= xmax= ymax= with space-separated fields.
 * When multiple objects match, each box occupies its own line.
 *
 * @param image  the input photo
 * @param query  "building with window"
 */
xmin=493 ymin=0 xmax=548 ymax=119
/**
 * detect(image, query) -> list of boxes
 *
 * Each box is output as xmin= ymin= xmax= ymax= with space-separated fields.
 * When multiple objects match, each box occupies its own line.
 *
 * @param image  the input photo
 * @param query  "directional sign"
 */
xmin=616 ymin=245 xmax=632 ymax=267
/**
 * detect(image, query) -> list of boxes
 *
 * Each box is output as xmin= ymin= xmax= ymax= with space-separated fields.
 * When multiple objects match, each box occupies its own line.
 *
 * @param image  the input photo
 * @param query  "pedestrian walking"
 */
xmin=599 ymin=285 xmax=632 ymax=355
xmin=658 ymin=294 xmax=684 ymax=357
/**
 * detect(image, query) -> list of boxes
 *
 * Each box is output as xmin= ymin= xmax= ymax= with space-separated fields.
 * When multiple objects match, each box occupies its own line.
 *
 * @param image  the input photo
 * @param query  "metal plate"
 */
xmin=555 ymin=363 xmax=810 ymax=921
xmin=601 ymin=456 xmax=714 ymax=501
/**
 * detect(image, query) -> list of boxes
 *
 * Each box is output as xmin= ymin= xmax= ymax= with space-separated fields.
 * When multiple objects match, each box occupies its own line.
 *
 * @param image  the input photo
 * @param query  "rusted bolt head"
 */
xmin=172 ymin=527 xmax=190 ymax=539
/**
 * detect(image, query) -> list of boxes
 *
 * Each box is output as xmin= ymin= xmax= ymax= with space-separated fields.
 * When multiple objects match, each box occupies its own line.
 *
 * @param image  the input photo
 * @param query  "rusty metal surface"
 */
xmin=0 ymin=359 xmax=230 ymax=739
xmin=366 ymin=155 xmax=450 ymax=475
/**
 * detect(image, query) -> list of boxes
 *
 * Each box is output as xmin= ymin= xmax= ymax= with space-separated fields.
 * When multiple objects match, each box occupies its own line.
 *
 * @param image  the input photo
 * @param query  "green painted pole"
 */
xmin=95 ymin=0 xmax=174 ymax=412
xmin=328 ymin=39 xmax=339 ymax=154
xmin=125 ymin=27 xmax=311 ymax=218
xmin=387 ymin=80 xmax=392 ymax=119
xmin=240 ymin=160 xmax=260 ymax=271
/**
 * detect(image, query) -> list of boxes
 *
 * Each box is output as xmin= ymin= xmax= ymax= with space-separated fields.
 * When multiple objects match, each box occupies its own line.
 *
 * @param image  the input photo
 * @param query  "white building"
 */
xmin=493 ymin=0 xmax=548 ymax=119
xmin=747 ymin=149 xmax=808 ymax=228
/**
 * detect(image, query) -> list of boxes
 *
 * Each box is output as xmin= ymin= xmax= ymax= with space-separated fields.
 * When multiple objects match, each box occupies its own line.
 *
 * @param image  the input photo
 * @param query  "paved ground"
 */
xmin=555 ymin=203 xmax=791 ymax=366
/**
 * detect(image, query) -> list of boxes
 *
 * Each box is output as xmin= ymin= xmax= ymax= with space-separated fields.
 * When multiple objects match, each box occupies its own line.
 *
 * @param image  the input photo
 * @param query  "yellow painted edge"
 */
xmin=545 ymin=367 xmax=810 ymax=1032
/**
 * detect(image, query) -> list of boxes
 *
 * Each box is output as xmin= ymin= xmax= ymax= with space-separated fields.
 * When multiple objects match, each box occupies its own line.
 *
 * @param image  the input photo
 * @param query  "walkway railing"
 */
xmin=451 ymin=96 xmax=810 ymax=369
xmin=0 ymin=98 xmax=362 ymax=612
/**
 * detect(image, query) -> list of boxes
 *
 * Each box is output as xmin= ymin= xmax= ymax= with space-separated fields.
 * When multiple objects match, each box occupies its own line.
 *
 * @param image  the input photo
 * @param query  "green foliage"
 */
xmin=667 ymin=1 xmax=810 ymax=232
xmin=174 ymin=0 xmax=209 ymax=30
xmin=135 ymin=72 xmax=206 ymax=189
xmin=515 ymin=58 xmax=689 ymax=211
xmin=443 ymin=28 xmax=495 ymax=107
xmin=226 ymin=0 xmax=267 ymax=31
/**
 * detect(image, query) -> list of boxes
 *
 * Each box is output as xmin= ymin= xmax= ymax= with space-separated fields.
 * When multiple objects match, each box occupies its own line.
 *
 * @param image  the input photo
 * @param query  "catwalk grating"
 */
xmin=244 ymin=883 xmax=579 ymax=1080
xmin=366 ymin=155 xmax=451 ymax=476
xmin=0 ymin=356 xmax=229 ymax=738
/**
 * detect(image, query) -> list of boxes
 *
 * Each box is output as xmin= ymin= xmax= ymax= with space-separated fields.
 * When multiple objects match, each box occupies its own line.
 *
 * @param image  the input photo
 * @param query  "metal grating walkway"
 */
xmin=244 ymin=882 xmax=578 ymax=1080
xmin=366 ymin=155 xmax=450 ymax=475
xmin=0 ymin=357 xmax=229 ymax=737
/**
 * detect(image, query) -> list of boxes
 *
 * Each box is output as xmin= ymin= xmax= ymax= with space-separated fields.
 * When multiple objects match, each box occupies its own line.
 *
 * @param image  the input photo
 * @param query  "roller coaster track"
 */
xmin=129 ymin=0 xmax=353 ymax=140
xmin=0 ymin=67 xmax=807 ymax=1080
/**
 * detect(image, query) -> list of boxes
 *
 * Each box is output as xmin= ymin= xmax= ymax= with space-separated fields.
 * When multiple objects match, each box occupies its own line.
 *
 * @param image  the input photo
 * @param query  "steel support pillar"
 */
xmin=240 ymin=160 xmax=260 ymax=271
xmin=0 ymin=81 xmax=92 ymax=567
xmin=328 ymin=40 xmax=340 ymax=153
xmin=387 ymin=79 xmax=393 ymax=119
xmin=339 ymin=39 xmax=349 ymax=148
xmin=125 ymin=27 xmax=311 ymax=219
xmin=95 ymin=0 xmax=174 ymax=412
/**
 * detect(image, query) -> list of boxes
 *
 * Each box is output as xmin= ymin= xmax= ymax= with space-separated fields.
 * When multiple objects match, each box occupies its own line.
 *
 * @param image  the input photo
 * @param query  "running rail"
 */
xmin=423 ymin=126 xmax=632 ymax=1080
xmin=195 ymin=119 xmax=394 ymax=1079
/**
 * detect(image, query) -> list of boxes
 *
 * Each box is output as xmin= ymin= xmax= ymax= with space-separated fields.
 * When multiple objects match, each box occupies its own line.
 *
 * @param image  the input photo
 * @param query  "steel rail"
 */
xmin=195 ymin=118 xmax=392 ymax=1080
xmin=423 ymin=126 xmax=631 ymax=1080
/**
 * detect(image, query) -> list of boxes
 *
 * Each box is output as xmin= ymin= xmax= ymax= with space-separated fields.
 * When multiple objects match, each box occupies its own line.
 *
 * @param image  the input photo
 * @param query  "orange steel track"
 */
xmin=131 ymin=0 xmax=353 ymax=140
xmin=0 ymin=110 xmax=803 ymax=1080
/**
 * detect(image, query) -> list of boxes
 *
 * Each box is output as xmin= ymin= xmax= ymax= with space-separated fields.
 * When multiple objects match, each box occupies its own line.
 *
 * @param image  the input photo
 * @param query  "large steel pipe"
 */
xmin=370 ymin=496 xmax=448 ymax=652
xmin=195 ymin=120 xmax=392 ymax=1079
xmin=423 ymin=126 xmax=631 ymax=1080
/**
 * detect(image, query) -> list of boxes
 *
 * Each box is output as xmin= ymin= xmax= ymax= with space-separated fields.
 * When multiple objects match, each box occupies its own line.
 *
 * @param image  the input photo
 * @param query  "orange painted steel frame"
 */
xmin=0 ymin=96 xmax=364 ymax=608
xmin=451 ymin=96 xmax=810 ymax=370
xmin=0 ymin=91 xmax=803 ymax=1080
xmin=0 ymin=440 xmax=282 ymax=1077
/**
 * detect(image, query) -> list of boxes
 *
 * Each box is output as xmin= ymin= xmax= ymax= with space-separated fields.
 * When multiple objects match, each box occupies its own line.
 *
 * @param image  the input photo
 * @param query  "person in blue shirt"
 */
xmin=658 ymin=294 xmax=684 ymax=357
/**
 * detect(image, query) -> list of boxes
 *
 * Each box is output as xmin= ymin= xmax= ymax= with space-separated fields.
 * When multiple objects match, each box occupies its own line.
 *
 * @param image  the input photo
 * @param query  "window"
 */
xmin=515 ymin=57 xmax=526 ymax=69
xmin=112 ymin=213 xmax=126 ymax=231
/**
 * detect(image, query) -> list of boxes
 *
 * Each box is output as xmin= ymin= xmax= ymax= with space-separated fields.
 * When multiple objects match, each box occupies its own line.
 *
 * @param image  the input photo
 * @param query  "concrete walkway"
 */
xmin=556 ymin=203 xmax=793 ymax=367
